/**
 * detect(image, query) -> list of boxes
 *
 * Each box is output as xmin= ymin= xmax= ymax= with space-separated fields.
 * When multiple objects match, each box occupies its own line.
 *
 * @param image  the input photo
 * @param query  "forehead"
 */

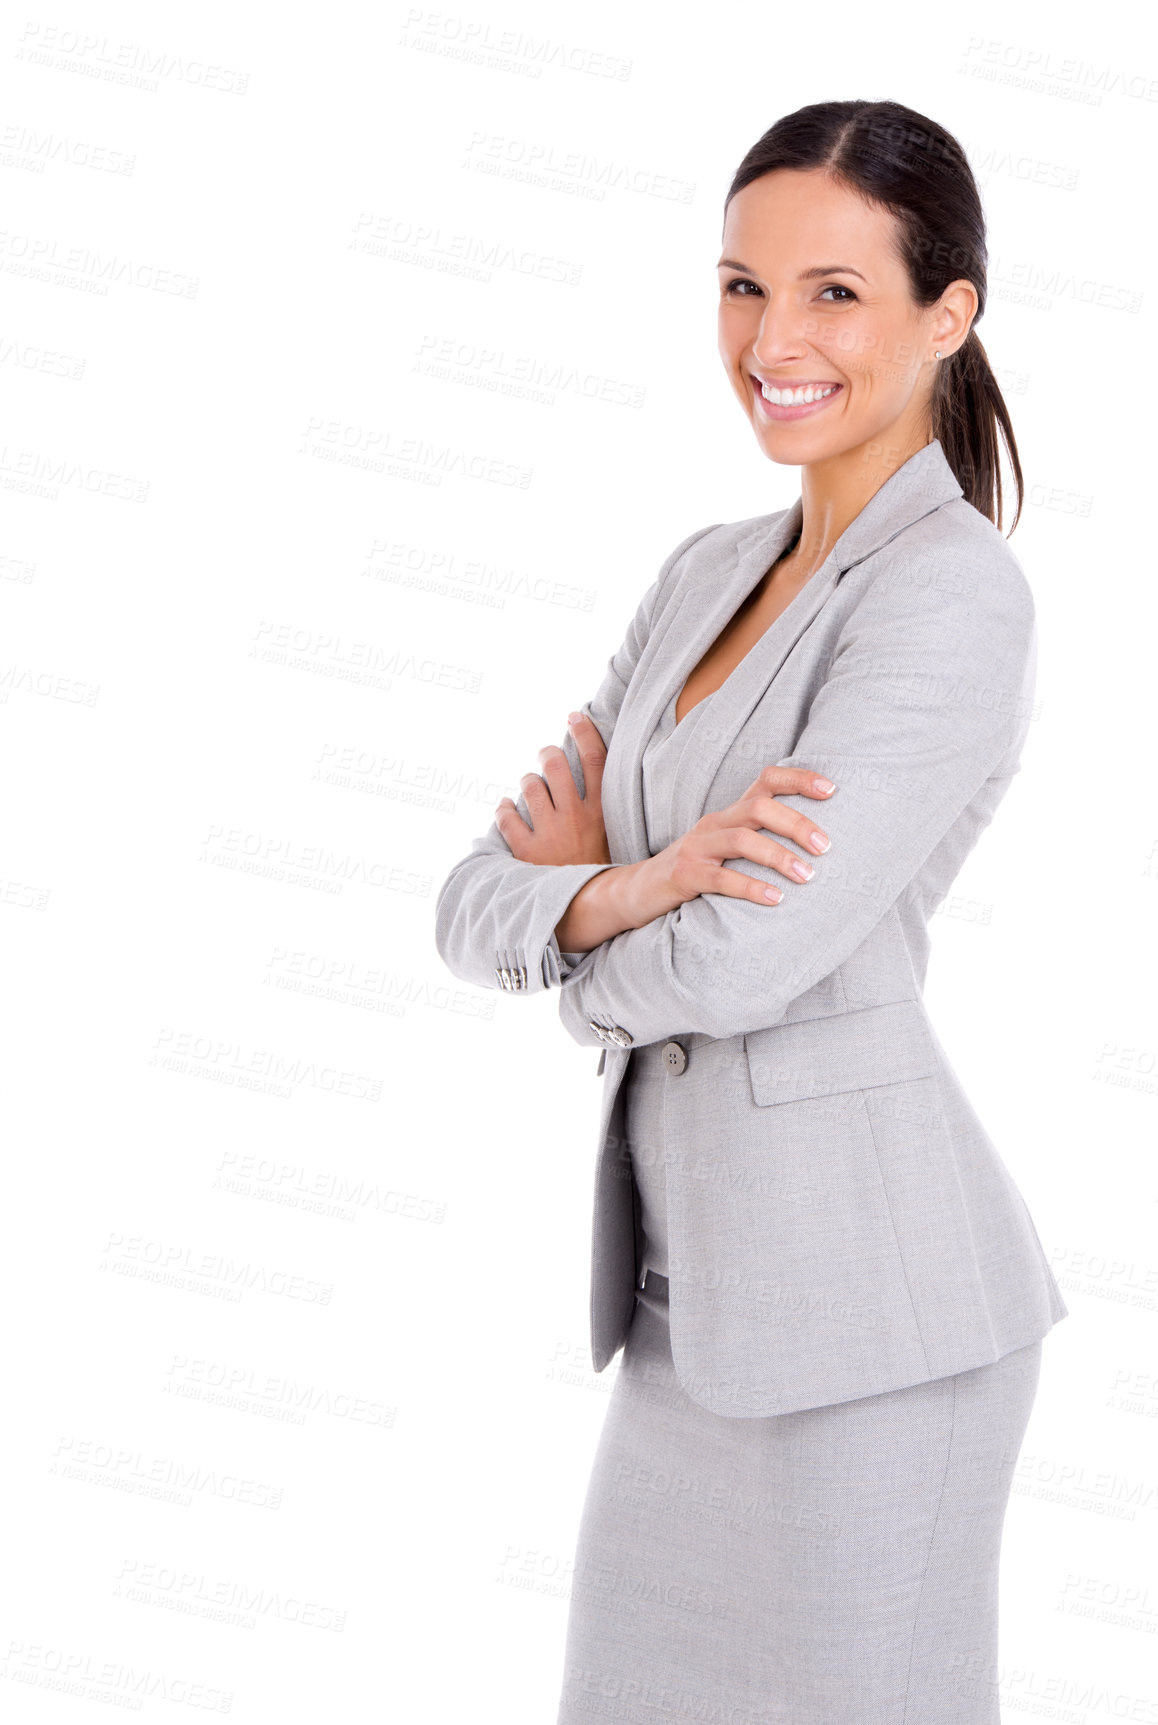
xmin=721 ymin=170 xmax=903 ymax=275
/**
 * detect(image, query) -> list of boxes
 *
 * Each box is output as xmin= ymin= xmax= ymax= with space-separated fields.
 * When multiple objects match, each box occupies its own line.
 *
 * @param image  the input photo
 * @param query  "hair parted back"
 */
xmin=725 ymin=99 xmax=1023 ymax=535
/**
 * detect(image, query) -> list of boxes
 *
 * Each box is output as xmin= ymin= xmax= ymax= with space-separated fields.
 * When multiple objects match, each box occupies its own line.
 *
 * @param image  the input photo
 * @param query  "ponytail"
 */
xmin=932 ymin=329 xmax=1024 ymax=535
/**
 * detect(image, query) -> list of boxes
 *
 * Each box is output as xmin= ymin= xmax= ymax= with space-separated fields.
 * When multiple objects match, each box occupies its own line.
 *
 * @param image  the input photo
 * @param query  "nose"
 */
xmin=750 ymin=298 xmax=812 ymax=370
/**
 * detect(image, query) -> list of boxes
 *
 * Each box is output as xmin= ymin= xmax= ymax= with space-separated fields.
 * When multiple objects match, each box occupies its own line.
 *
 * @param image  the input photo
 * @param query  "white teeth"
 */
xmin=760 ymin=382 xmax=839 ymax=405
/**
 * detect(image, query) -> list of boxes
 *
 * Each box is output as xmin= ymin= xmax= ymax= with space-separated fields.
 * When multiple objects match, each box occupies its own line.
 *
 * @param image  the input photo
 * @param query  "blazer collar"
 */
xmin=603 ymin=440 xmax=964 ymax=865
xmin=730 ymin=435 xmax=963 ymax=576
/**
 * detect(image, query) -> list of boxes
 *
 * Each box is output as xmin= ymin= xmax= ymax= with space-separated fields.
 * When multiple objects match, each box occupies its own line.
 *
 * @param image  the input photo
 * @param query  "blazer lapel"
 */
xmin=604 ymin=439 xmax=964 ymax=864
xmin=670 ymin=520 xmax=844 ymax=835
xmin=600 ymin=504 xmax=795 ymax=863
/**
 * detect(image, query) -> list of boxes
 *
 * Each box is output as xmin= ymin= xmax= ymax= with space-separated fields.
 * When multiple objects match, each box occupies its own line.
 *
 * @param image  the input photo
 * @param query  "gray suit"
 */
xmin=435 ymin=439 xmax=1068 ymax=1418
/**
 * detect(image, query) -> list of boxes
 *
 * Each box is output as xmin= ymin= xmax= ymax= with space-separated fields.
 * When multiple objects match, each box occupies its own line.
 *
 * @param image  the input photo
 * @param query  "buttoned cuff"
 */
xmin=493 ymin=862 xmax=618 ymax=994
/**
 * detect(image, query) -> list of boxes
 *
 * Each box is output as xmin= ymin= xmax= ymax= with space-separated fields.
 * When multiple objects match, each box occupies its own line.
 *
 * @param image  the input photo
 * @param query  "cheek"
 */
xmin=717 ymin=304 xmax=744 ymax=350
xmin=813 ymin=312 xmax=905 ymax=382
xmin=855 ymin=322 xmax=921 ymax=389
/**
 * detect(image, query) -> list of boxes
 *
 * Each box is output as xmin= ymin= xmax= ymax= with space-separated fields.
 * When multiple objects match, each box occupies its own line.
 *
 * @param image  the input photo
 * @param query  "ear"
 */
xmin=931 ymin=279 xmax=979 ymax=358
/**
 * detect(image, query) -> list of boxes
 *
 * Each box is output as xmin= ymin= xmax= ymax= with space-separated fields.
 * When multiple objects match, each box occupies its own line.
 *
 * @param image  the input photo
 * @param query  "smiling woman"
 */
xmin=434 ymin=97 xmax=1060 ymax=1725
xmin=714 ymin=169 xmax=1004 ymax=526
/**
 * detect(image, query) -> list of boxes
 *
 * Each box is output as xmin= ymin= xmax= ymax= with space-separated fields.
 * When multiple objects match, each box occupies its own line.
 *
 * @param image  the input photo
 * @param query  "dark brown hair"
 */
xmin=725 ymin=100 xmax=1023 ymax=534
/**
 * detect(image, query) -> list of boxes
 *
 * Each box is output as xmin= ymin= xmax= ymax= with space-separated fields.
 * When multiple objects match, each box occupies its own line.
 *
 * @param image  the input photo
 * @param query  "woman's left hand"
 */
xmin=495 ymin=711 xmax=612 ymax=866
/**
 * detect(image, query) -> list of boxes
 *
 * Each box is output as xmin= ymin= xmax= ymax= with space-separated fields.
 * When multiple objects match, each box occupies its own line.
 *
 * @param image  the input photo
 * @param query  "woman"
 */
xmin=435 ymin=100 xmax=1067 ymax=1723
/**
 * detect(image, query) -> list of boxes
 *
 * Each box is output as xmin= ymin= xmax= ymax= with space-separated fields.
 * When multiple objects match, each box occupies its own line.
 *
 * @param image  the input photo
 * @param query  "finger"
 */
xmin=701 ymin=860 xmax=785 ymax=906
xmin=536 ymin=744 xmax=578 ymax=805
xmin=519 ymin=772 xmax=554 ymax=817
xmin=693 ymin=799 xmax=829 ymax=857
xmin=495 ymin=798 xmax=533 ymax=859
xmin=751 ymin=765 xmax=836 ymax=799
xmin=710 ymin=825 xmax=818 ymax=885
xmin=742 ymin=793 xmax=831 ymax=855
xmin=566 ymin=710 xmax=607 ymax=800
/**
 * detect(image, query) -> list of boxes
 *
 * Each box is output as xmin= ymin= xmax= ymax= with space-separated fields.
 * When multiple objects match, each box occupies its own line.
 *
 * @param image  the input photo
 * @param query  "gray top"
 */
xmin=630 ymin=683 xmax=714 ymax=1276
xmin=642 ymin=684 xmax=714 ymax=849
xmin=561 ymin=684 xmax=711 ymax=1277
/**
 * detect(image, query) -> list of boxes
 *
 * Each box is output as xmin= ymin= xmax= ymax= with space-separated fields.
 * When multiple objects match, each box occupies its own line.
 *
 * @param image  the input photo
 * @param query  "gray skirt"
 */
xmin=555 ymin=1260 xmax=1042 ymax=1724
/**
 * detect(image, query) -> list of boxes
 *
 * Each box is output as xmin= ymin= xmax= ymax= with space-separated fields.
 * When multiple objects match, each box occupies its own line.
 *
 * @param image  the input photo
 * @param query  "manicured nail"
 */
xmin=810 ymin=832 xmax=830 ymax=852
xmin=791 ymin=859 xmax=813 ymax=881
xmin=763 ymin=885 xmax=782 ymax=901
xmin=568 ymin=710 xmax=583 ymax=725
xmin=813 ymin=777 xmax=835 ymax=793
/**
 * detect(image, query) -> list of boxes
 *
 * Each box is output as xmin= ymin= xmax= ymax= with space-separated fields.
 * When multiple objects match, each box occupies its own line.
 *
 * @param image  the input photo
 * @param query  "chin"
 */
xmin=751 ymin=425 xmax=838 ymax=467
xmin=754 ymin=439 xmax=801 ymax=468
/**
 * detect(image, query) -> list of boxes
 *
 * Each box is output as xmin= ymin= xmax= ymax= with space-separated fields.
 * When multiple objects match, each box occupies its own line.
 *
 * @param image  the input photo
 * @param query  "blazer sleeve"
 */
xmin=556 ymin=538 xmax=1038 ymax=1046
xmin=433 ymin=523 xmax=722 ymax=994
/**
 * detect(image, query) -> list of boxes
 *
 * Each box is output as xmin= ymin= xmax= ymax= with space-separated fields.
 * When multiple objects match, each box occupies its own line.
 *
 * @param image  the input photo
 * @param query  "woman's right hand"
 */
xmin=629 ymin=764 xmax=836 ymax=922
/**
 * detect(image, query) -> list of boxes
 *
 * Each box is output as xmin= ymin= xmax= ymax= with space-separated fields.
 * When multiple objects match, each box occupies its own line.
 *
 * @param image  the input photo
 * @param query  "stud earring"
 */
xmin=934 ymin=351 xmax=942 ymax=360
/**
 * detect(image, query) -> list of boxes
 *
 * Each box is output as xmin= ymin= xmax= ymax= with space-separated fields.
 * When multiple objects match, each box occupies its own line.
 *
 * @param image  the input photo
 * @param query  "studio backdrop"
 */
xmin=3 ymin=2 xmax=1155 ymax=1721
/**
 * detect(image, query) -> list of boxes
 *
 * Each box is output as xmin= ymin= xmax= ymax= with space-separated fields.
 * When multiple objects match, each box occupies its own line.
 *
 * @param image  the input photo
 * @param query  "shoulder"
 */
xmin=677 ymin=505 xmax=790 ymax=561
xmin=855 ymin=497 xmax=1035 ymax=634
xmin=661 ymin=514 xmax=752 ymax=575
xmin=652 ymin=507 xmax=790 ymax=611
xmin=880 ymin=500 xmax=1035 ymax=621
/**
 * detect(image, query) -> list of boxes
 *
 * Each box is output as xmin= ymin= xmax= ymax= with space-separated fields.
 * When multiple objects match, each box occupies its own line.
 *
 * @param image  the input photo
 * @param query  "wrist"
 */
xmin=555 ymin=860 xmax=648 ymax=951
xmin=601 ymin=858 xmax=649 ymax=935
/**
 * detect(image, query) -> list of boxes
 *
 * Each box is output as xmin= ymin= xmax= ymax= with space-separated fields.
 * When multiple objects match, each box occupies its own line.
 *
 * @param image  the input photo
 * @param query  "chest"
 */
xmin=614 ymin=565 xmax=860 ymax=862
xmin=674 ymin=565 xmax=812 ymax=724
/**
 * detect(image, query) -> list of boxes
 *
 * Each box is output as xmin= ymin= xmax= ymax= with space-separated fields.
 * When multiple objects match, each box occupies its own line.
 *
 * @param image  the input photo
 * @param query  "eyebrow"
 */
xmin=717 ymin=257 xmax=868 ymax=282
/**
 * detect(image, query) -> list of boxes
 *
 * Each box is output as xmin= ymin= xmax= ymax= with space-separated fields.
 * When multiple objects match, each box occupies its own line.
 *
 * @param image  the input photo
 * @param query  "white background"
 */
xmin=2 ymin=1 xmax=1156 ymax=1719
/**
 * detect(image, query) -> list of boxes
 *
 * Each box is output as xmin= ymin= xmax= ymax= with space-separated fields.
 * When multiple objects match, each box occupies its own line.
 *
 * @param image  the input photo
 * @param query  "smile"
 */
xmin=751 ymin=377 xmax=844 ymax=422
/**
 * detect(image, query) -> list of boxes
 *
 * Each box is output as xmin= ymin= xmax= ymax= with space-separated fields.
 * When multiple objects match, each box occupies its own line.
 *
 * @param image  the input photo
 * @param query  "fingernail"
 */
xmin=568 ymin=710 xmax=583 ymax=725
xmin=810 ymin=832 xmax=830 ymax=853
xmin=763 ymin=885 xmax=782 ymax=901
xmin=791 ymin=860 xmax=813 ymax=881
xmin=813 ymin=777 xmax=835 ymax=793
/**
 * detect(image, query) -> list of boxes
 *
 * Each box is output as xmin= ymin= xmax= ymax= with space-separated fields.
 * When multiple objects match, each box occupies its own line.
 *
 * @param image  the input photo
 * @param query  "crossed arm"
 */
xmin=434 ymin=530 xmax=1036 ymax=1049
xmin=432 ymin=522 xmax=830 ymax=994
xmin=434 ymin=525 xmax=715 ymax=995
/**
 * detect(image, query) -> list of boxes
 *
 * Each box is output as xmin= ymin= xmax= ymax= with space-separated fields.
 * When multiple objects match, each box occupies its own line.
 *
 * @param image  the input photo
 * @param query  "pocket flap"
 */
xmin=744 ymin=999 xmax=937 ymax=1105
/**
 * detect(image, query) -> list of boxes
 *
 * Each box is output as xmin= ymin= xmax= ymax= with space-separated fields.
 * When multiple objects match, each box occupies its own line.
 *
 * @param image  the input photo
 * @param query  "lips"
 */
xmin=754 ymin=377 xmax=842 ymax=405
xmin=751 ymin=376 xmax=844 ymax=422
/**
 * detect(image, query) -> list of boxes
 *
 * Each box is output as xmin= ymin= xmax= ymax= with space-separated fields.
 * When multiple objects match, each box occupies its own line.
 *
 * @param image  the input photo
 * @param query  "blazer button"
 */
xmin=588 ymin=1020 xmax=633 ymax=1048
xmin=662 ymin=1040 xmax=687 ymax=1075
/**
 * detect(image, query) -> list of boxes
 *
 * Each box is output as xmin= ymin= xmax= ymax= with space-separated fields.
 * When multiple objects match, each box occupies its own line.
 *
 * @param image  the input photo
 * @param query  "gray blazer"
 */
xmin=434 ymin=439 xmax=1068 ymax=1417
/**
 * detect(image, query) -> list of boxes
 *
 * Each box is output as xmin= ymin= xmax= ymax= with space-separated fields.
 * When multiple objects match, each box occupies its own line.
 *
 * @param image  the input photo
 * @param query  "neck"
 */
xmin=788 ymin=432 xmax=933 ymax=578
